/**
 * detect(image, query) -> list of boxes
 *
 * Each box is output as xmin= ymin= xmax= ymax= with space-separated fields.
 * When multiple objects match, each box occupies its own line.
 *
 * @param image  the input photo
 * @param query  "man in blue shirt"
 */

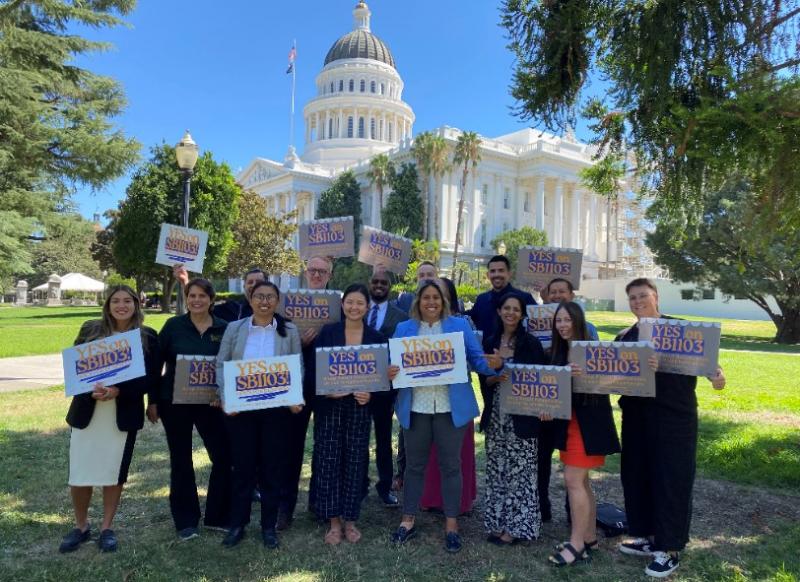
xmin=467 ymin=255 xmax=537 ymax=338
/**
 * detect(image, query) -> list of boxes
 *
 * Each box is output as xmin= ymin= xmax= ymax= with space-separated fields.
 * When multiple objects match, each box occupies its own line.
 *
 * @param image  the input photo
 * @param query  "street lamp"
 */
xmin=174 ymin=130 xmax=199 ymax=314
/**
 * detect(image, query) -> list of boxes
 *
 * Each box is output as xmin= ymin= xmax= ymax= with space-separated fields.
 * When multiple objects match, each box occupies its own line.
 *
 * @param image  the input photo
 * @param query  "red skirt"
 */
xmin=420 ymin=422 xmax=477 ymax=514
xmin=559 ymin=414 xmax=605 ymax=469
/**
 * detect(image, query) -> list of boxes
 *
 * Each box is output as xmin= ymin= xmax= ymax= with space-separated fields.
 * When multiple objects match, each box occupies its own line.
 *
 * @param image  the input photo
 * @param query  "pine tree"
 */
xmin=382 ymin=163 xmax=423 ymax=240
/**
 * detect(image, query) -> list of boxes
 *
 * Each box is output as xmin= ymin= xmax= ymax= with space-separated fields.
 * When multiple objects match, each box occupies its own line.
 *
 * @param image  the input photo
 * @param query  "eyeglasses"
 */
xmin=252 ymin=293 xmax=278 ymax=303
xmin=307 ymin=268 xmax=330 ymax=277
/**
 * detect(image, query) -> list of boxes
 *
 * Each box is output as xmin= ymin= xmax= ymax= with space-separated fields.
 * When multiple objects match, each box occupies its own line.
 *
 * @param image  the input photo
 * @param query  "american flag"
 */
xmin=286 ymin=45 xmax=296 ymax=74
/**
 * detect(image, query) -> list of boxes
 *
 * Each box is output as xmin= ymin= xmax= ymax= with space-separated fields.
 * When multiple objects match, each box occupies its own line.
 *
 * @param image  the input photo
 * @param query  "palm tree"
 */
xmin=411 ymin=131 xmax=449 ymax=240
xmin=367 ymin=153 xmax=394 ymax=229
xmin=451 ymin=131 xmax=481 ymax=277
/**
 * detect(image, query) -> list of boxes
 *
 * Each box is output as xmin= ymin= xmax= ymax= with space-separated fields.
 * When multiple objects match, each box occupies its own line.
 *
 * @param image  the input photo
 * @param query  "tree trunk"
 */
xmin=160 ymin=272 xmax=174 ymax=314
xmin=605 ymin=196 xmax=613 ymax=278
xmin=421 ymin=173 xmax=429 ymax=240
xmin=773 ymin=307 xmax=800 ymax=344
xmin=377 ymin=184 xmax=383 ymax=230
xmin=451 ymin=170 xmax=468 ymax=278
xmin=432 ymin=175 xmax=439 ymax=241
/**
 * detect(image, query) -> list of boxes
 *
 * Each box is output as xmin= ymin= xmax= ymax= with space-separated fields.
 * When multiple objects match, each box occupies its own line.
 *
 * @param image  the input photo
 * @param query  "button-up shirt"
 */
xmin=243 ymin=317 xmax=277 ymax=360
xmin=410 ymin=319 xmax=451 ymax=414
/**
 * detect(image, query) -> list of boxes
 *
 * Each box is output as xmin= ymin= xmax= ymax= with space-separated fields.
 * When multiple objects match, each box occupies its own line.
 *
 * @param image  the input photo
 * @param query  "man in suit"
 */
xmin=365 ymin=267 xmax=408 ymax=506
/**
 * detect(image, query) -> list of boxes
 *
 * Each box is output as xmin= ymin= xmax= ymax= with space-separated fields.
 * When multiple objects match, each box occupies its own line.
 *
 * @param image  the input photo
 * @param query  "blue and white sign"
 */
xmin=63 ymin=329 xmax=146 ymax=397
xmin=221 ymin=354 xmax=303 ymax=413
xmin=155 ymin=223 xmax=209 ymax=273
xmin=389 ymin=332 xmax=468 ymax=388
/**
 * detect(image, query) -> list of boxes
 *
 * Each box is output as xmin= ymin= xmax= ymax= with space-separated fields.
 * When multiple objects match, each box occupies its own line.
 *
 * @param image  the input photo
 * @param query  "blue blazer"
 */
xmin=393 ymin=316 xmax=499 ymax=429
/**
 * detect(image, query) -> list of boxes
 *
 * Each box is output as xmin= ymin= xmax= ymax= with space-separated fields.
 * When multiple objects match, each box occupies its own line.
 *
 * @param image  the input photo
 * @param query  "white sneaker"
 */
xmin=645 ymin=551 xmax=680 ymax=578
xmin=619 ymin=537 xmax=655 ymax=556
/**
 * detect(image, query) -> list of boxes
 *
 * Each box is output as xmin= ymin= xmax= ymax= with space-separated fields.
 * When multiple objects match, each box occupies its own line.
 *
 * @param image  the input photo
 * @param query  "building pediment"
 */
xmin=238 ymin=158 xmax=288 ymax=189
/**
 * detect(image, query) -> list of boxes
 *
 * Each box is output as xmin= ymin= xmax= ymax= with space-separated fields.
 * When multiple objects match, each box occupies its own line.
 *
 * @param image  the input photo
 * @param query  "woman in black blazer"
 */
xmin=547 ymin=301 xmax=620 ymax=567
xmin=312 ymin=283 xmax=386 ymax=545
xmin=479 ymin=293 xmax=547 ymax=545
xmin=60 ymin=285 xmax=161 ymax=554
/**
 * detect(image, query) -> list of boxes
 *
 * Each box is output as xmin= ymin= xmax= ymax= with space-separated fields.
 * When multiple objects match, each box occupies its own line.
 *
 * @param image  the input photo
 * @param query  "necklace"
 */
xmin=500 ymin=334 xmax=515 ymax=350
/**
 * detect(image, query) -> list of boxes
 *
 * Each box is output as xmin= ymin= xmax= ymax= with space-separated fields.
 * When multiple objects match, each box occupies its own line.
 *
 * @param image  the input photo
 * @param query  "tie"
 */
xmin=369 ymin=304 xmax=379 ymax=329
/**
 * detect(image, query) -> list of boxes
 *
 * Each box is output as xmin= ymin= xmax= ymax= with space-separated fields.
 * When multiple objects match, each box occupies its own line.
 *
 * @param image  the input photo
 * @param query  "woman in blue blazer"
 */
xmin=389 ymin=280 xmax=502 ymax=553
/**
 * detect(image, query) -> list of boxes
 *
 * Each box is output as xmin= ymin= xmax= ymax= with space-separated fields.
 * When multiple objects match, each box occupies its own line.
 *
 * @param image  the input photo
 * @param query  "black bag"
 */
xmin=596 ymin=502 xmax=628 ymax=537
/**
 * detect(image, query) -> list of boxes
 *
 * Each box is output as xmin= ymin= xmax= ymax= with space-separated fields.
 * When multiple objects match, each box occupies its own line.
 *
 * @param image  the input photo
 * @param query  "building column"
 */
xmin=314 ymin=112 xmax=320 ymax=142
xmin=588 ymin=194 xmax=598 ymax=257
xmin=570 ymin=185 xmax=581 ymax=248
xmin=553 ymin=180 xmax=564 ymax=247
xmin=535 ymin=178 xmax=545 ymax=231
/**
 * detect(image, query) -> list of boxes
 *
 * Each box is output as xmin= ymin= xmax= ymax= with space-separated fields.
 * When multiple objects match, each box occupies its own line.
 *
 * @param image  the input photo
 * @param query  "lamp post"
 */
xmin=174 ymin=130 xmax=199 ymax=314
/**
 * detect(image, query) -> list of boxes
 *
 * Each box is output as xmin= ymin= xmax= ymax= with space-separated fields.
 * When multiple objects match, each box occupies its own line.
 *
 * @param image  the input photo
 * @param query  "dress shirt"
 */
xmin=367 ymin=300 xmax=388 ymax=331
xmin=410 ymin=319 xmax=451 ymax=414
xmin=243 ymin=317 xmax=277 ymax=360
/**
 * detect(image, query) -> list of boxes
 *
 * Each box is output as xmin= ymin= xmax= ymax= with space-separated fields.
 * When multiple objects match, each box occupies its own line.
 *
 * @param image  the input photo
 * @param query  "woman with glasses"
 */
xmin=215 ymin=281 xmax=304 ymax=550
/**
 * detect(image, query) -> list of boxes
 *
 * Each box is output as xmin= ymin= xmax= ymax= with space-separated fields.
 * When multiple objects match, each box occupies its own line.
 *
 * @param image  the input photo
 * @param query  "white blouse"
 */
xmin=410 ymin=319 xmax=451 ymax=414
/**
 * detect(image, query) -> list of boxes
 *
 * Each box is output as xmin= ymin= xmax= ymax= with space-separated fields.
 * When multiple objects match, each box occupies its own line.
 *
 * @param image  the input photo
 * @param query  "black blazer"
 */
xmin=66 ymin=322 xmax=162 ymax=432
xmin=377 ymin=303 xmax=408 ymax=338
xmin=311 ymin=321 xmax=387 ymax=411
xmin=550 ymin=349 xmax=621 ymax=456
xmin=479 ymin=329 xmax=547 ymax=439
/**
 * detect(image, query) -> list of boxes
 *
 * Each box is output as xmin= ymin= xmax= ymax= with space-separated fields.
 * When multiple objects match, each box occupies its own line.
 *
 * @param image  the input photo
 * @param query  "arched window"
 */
xmin=370 ymin=80 xmax=376 ymax=93
xmin=358 ymin=117 xmax=365 ymax=138
xmin=328 ymin=118 xmax=334 ymax=139
xmin=339 ymin=79 xmax=344 ymax=92
xmin=347 ymin=116 xmax=354 ymax=138
xmin=330 ymin=82 xmax=334 ymax=93
xmin=388 ymin=122 xmax=393 ymax=142
xmin=370 ymin=118 xmax=376 ymax=139
xmin=360 ymin=79 xmax=366 ymax=92
xmin=349 ymin=79 xmax=354 ymax=92
xmin=379 ymin=119 xmax=384 ymax=140
xmin=380 ymin=82 xmax=385 ymax=95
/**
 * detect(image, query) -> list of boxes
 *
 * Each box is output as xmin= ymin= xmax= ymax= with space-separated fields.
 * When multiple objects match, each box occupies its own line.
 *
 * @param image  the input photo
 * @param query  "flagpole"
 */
xmin=289 ymin=39 xmax=296 ymax=149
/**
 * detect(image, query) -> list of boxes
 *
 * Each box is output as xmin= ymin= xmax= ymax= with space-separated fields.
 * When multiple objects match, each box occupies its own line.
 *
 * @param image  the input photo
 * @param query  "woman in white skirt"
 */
xmin=59 ymin=285 xmax=161 ymax=553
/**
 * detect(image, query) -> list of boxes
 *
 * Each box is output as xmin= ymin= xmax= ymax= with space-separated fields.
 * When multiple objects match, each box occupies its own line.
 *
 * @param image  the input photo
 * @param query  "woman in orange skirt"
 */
xmin=546 ymin=302 xmax=621 ymax=567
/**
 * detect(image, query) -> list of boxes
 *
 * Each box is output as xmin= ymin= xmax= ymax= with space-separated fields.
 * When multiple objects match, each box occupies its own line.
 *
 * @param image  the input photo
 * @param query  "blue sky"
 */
xmin=71 ymin=0 xmax=595 ymax=220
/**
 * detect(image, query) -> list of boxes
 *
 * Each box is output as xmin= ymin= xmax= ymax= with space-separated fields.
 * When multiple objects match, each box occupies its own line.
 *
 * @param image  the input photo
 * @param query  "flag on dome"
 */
xmin=286 ymin=44 xmax=296 ymax=74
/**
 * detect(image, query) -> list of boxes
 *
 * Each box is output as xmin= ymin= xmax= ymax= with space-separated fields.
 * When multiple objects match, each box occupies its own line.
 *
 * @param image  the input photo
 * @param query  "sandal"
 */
xmin=344 ymin=523 xmax=361 ymax=543
xmin=554 ymin=539 xmax=598 ymax=552
xmin=548 ymin=542 xmax=591 ymax=567
xmin=324 ymin=527 xmax=343 ymax=545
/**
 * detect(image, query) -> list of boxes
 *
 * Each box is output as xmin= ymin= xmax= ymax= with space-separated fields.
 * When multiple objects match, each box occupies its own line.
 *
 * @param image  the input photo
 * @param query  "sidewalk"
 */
xmin=0 ymin=354 xmax=64 ymax=392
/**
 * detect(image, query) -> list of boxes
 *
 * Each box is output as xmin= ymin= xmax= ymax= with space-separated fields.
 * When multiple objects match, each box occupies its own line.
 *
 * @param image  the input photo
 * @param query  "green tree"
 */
xmin=316 ymin=170 xmax=369 ymax=289
xmin=580 ymin=153 xmax=625 ymax=277
xmin=113 ymin=144 xmax=240 ymax=309
xmin=367 ymin=154 xmax=394 ymax=229
xmin=226 ymin=189 xmax=302 ymax=277
xmin=490 ymin=226 xmax=548 ymax=272
xmin=382 ymin=163 xmax=423 ymax=239
xmin=451 ymin=131 xmax=482 ymax=276
xmin=501 ymin=2 xmax=800 ymax=226
xmin=647 ymin=180 xmax=800 ymax=344
xmin=0 ymin=0 xmax=139 ymax=278
xmin=91 ymin=210 xmax=119 ymax=274
xmin=30 ymin=213 xmax=102 ymax=283
xmin=411 ymin=132 xmax=450 ymax=240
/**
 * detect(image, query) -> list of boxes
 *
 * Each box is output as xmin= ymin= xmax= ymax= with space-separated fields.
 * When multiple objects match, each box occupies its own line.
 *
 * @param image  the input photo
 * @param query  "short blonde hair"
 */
xmin=409 ymin=280 xmax=451 ymax=322
xmin=305 ymin=255 xmax=334 ymax=272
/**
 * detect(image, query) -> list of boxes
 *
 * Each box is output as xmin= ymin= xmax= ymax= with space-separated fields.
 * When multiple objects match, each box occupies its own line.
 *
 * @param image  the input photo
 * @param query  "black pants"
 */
xmin=226 ymin=408 xmax=289 ymax=531
xmin=160 ymin=402 xmax=231 ymax=530
xmin=537 ymin=420 xmax=559 ymax=519
xmin=280 ymin=402 xmax=313 ymax=517
xmin=620 ymin=395 xmax=698 ymax=552
xmin=367 ymin=390 xmax=396 ymax=496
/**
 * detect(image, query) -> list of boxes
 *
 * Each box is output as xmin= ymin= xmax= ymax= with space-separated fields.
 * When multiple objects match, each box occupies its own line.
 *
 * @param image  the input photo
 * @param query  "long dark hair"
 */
xmin=186 ymin=278 xmax=216 ymax=314
xmin=79 ymin=285 xmax=146 ymax=348
xmin=490 ymin=293 xmax=528 ymax=350
xmin=439 ymin=277 xmax=461 ymax=315
xmin=250 ymin=280 xmax=288 ymax=337
xmin=550 ymin=301 xmax=588 ymax=365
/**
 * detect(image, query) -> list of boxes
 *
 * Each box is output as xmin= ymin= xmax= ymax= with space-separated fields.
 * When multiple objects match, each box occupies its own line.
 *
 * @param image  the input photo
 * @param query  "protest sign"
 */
xmin=498 ymin=363 xmax=573 ymax=420
xmin=389 ymin=332 xmax=468 ymax=388
xmin=526 ymin=303 xmax=559 ymax=348
xmin=569 ymin=341 xmax=656 ymax=397
xmin=221 ymin=354 xmax=303 ymax=413
xmin=298 ymin=216 xmax=355 ymax=259
xmin=357 ymin=226 xmax=413 ymax=274
xmin=172 ymin=355 xmax=218 ymax=404
xmin=155 ymin=223 xmax=209 ymax=273
xmin=315 ymin=344 xmax=390 ymax=395
xmin=279 ymin=289 xmax=341 ymax=333
xmin=638 ymin=318 xmax=721 ymax=377
xmin=516 ymin=246 xmax=583 ymax=290
xmin=63 ymin=330 xmax=146 ymax=397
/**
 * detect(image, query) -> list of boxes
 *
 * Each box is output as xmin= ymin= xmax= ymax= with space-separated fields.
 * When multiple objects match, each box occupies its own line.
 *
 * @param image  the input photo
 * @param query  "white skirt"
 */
xmin=68 ymin=400 xmax=128 ymax=487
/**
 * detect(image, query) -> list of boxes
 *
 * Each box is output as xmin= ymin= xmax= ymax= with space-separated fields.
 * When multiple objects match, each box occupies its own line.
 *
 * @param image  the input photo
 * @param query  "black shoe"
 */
xmin=620 ymin=537 xmax=656 ymax=557
xmin=487 ymin=534 xmax=516 ymax=546
xmin=178 ymin=527 xmax=198 ymax=541
xmin=222 ymin=526 xmax=245 ymax=548
xmin=445 ymin=531 xmax=462 ymax=554
xmin=645 ymin=552 xmax=680 ymax=578
xmin=261 ymin=528 xmax=279 ymax=549
xmin=540 ymin=502 xmax=552 ymax=523
xmin=391 ymin=525 xmax=417 ymax=544
xmin=379 ymin=492 xmax=400 ymax=507
xmin=59 ymin=526 xmax=91 ymax=553
xmin=276 ymin=511 xmax=293 ymax=532
xmin=97 ymin=529 xmax=117 ymax=553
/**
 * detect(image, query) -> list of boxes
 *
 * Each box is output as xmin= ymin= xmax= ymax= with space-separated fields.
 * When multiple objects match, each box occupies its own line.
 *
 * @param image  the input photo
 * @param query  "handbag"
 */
xmin=596 ymin=502 xmax=628 ymax=537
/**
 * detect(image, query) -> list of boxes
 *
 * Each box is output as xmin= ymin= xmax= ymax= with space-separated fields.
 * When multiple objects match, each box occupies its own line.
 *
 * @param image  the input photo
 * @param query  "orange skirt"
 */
xmin=559 ymin=414 xmax=605 ymax=469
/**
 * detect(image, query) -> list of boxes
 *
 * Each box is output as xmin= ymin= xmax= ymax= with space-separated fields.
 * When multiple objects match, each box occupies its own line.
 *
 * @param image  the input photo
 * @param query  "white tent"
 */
xmin=33 ymin=273 xmax=105 ymax=292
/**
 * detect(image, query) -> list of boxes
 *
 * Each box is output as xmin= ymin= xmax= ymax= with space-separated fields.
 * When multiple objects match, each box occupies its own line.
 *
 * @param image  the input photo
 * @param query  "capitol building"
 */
xmin=238 ymin=1 xmax=653 ymax=280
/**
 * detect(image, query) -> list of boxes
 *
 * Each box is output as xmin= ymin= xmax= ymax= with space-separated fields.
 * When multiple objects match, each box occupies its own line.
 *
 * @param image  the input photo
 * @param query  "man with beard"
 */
xmin=467 ymin=255 xmax=537 ymax=338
